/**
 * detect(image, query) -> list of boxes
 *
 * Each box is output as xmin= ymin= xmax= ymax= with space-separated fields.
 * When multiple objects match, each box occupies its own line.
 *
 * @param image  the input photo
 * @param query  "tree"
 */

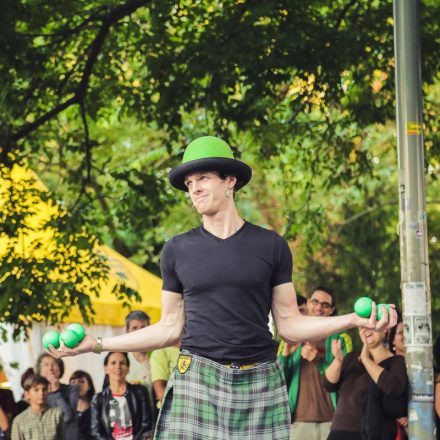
xmin=0 ymin=164 xmax=138 ymax=338
xmin=1 ymin=0 xmax=439 ymax=333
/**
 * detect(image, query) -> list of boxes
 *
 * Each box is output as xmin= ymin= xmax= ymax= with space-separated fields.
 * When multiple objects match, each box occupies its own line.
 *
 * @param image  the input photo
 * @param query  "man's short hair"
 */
xmin=125 ymin=310 xmax=151 ymax=330
xmin=216 ymin=171 xmax=242 ymax=192
xmin=311 ymin=286 xmax=335 ymax=307
xmin=23 ymin=374 xmax=49 ymax=391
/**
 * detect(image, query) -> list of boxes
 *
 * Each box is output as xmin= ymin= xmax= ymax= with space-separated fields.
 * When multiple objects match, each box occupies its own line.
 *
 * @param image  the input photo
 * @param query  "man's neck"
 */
xmin=30 ymin=403 xmax=46 ymax=414
xmin=202 ymin=208 xmax=244 ymax=239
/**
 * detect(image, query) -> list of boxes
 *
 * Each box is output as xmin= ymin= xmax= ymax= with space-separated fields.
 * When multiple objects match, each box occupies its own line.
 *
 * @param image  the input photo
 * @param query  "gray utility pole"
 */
xmin=393 ymin=1 xmax=434 ymax=438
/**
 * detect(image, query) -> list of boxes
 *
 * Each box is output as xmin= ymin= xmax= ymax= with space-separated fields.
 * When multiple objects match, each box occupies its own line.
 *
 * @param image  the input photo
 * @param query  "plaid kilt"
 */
xmin=154 ymin=351 xmax=290 ymax=439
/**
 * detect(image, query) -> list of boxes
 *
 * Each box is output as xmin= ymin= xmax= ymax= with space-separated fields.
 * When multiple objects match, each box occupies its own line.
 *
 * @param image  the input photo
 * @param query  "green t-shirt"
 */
xmin=150 ymin=347 xmax=180 ymax=382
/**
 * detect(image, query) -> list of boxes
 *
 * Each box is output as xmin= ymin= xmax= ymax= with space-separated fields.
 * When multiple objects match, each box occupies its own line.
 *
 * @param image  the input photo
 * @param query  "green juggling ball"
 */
xmin=67 ymin=323 xmax=85 ymax=342
xmin=376 ymin=303 xmax=390 ymax=320
xmin=59 ymin=329 xmax=80 ymax=349
xmin=42 ymin=330 xmax=60 ymax=350
xmin=354 ymin=297 xmax=373 ymax=318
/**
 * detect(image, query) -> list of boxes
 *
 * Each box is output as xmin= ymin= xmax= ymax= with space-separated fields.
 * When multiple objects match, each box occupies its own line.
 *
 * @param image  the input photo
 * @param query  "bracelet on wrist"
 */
xmin=92 ymin=336 xmax=103 ymax=354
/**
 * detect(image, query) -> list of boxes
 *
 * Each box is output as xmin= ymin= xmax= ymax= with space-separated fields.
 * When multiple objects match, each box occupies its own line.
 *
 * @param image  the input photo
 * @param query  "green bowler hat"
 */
xmin=168 ymin=136 xmax=252 ymax=191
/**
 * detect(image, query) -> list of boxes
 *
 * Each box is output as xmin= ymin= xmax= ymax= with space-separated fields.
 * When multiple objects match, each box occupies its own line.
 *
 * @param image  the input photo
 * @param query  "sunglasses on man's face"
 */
xmin=309 ymin=298 xmax=333 ymax=309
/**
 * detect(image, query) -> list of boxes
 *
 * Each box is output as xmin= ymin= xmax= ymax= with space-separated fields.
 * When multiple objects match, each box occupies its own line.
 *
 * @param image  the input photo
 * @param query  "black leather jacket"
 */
xmin=91 ymin=383 xmax=153 ymax=440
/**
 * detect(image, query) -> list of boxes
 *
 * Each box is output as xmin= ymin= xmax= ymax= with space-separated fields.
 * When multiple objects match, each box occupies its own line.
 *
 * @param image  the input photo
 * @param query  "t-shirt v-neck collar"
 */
xmin=200 ymin=220 xmax=248 ymax=242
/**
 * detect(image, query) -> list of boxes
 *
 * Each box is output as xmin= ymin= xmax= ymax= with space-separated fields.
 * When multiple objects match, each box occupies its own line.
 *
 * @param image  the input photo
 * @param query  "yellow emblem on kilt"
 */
xmin=177 ymin=354 xmax=192 ymax=374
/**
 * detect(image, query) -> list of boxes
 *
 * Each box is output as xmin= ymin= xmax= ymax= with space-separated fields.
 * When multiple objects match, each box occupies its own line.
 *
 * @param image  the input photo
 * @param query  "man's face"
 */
xmin=126 ymin=319 xmax=149 ymax=333
xmin=25 ymin=384 xmax=48 ymax=407
xmin=307 ymin=290 xmax=334 ymax=317
xmin=184 ymin=171 xmax=235 ymax=216
xmin=39 ymin=356 xmax=61 ymax=380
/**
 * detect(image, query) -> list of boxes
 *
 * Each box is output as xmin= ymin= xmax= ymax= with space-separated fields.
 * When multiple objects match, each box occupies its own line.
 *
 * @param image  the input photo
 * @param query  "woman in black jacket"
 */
xmin=91 ymin=352 xmax=153 ymax=440
xmin=324 ymin=327 xmax=408 ymax=440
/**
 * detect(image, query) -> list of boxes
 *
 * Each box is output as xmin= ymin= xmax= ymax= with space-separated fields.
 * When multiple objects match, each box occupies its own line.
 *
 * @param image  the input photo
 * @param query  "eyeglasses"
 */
xmin=309 ymin=298 xmax=333 ymax=309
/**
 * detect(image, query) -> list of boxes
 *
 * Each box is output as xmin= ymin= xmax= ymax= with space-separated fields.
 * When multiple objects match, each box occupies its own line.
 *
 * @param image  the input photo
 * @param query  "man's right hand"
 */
xmin=48 ymin=334 xmax=97 ymax=358
xmin=301 ymin=342 xmax=319 ymax=362
xmin=331 ymin=339 xmax=344 ymax=364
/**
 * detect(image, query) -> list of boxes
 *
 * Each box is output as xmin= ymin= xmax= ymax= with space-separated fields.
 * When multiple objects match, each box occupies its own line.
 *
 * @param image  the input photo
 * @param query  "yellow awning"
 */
xmin=0 ymin=165 xmax=162 ymax=326
xmin=65 ymin=245 xmax=162 ymax=325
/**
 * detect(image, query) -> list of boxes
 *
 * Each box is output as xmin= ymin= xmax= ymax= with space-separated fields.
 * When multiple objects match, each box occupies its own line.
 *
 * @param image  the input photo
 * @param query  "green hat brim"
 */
xmin=168 ymin=157 xmax=252 ymax=192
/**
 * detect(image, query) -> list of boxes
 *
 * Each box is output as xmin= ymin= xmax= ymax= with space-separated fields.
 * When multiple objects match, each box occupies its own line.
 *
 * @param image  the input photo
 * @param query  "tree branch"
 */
xmin=335 ymin=0 xmax=358 ymax=29
xmin=11 ymin=0 xmax=148 ymax=143
xmin=17 ymin=6 xmax=109 ymax=41
xmin=11 ymin=97 xmax=77 ymax=143
xmin=79 ymin=101 xmax=92 ymax=183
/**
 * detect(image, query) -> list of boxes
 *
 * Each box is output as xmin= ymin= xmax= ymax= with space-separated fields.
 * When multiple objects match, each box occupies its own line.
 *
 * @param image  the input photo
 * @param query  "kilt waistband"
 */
xmin=222 ymin=362 xmax=258 ymax=370
xmin=180 ymin=349 xmax=278 ymax=374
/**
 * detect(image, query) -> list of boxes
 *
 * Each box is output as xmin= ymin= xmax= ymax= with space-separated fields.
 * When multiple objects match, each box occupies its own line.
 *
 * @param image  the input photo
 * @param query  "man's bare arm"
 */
xmin=272 ymin=282 xmax=397 ymax=343
xmin=153 ymin=380 xmax=168 ymax=403
xmin=49 ymin=291 xmax=184 ymax=358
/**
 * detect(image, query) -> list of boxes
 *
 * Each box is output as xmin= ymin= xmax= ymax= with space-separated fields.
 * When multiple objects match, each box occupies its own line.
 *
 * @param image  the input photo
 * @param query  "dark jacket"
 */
xmin=91 ymin=383 xmax=153 ymax=440
xmin=47 ymin=383 xmax=79 ymax=440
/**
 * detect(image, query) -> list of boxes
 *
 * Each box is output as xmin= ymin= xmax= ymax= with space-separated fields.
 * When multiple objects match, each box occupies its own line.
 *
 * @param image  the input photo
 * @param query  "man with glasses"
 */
xmin=280 ymin=287 xmax=352 ymax=440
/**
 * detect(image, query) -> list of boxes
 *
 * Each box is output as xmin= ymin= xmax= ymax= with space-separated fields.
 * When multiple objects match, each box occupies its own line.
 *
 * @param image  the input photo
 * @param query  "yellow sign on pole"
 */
xmin=406 ymin=122 xmax=423 ymax=135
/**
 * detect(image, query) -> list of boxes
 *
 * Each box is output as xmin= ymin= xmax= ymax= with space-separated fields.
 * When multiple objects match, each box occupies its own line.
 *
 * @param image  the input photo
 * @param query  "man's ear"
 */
xmin=228 ymin=175 xmax=237 ymax=189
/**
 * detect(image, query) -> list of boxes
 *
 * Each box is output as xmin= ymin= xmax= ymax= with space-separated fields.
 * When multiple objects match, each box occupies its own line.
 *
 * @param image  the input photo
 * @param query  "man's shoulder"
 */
xmin=165 ymin=227 xmax=201 ymax=245
xmin=245 ymin=222 xmax=284 ymax=241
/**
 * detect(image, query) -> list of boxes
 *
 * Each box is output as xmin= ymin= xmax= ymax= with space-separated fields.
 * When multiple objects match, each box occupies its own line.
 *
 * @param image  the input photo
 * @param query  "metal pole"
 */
xmin=393 ymin=1 xmax=434 ymax=438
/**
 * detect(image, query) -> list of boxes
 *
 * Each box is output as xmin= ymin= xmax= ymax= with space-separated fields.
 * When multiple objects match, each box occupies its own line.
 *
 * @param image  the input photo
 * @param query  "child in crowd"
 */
xmin=69 ymin=370 xmax=95 ymax=440
xmin=11 ymin=374 xmax=65 ymax=440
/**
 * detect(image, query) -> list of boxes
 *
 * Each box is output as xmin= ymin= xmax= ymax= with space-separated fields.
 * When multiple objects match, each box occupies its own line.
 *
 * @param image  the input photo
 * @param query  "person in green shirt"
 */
xmin=280 ymin=287 xmax=352 ymax=440
xmin=150 ymin=346 xmax=180 ymax=406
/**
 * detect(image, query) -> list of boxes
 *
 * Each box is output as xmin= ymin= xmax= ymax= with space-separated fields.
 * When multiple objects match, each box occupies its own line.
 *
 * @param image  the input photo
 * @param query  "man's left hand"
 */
xmin=353 ymin=302 xmax=397 ymax=332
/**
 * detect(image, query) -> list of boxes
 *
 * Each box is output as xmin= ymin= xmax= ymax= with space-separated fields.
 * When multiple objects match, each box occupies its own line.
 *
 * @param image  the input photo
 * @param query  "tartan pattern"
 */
xmin=154 ymin=352 xmax=290 ymax=439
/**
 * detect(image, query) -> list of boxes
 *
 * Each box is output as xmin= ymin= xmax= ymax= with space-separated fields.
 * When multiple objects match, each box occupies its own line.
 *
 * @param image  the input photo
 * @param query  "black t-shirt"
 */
xmin=160 ymin=221 xmax=293 ymax=363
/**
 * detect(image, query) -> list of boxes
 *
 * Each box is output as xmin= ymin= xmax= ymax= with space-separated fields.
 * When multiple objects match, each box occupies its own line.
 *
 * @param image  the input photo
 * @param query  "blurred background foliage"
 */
xmin=0 ymin=0 xmax=439 ymax=335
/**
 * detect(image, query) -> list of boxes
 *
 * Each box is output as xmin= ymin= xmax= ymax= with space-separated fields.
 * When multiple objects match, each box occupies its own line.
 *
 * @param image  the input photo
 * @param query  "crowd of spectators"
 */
xmin=0 ymin=300 xmax=438 ymax=439
xmin=0 ymin=310 xmax=178 ymax=440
